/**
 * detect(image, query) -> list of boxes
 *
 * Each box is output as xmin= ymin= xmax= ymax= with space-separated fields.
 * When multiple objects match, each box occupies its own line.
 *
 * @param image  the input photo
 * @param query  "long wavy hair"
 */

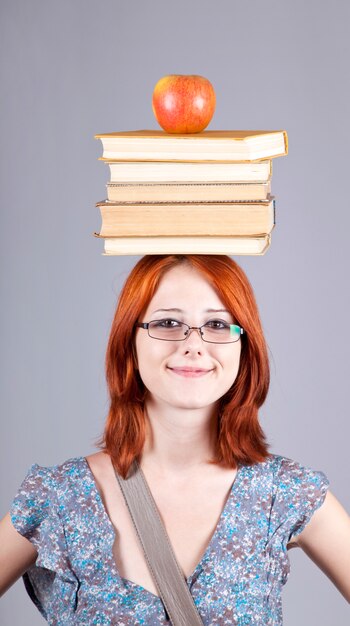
xmin=95 ymin=255 xmax=271 ymax=478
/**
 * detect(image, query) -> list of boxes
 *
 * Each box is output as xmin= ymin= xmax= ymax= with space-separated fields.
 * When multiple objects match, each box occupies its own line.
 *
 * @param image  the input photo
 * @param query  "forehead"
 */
xmin=146 ymin=265 xmax=227 ymax=313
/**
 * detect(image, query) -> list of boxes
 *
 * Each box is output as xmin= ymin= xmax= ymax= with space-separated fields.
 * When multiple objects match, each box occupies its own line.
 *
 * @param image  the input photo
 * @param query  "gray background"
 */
xmin=1 ymin=0 xmax=349 ymax=623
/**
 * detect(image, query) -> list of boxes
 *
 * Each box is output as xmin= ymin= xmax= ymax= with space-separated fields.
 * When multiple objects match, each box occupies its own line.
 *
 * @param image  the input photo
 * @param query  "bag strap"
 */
xmin=114 ymin=459 xmax=204 ymax=626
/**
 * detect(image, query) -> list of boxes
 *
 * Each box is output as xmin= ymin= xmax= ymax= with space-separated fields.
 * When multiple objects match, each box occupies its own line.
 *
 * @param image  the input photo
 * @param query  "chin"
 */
xmin=176 ymin=402 xmax=208 ymax=410
xmin=146 ymin=386 xmax=221 ymax=412
xmin=167 ymin=395 xmax=217 ymax=411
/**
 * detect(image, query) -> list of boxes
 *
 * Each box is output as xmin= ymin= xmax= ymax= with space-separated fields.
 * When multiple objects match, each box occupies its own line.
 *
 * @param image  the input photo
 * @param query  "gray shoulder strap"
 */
xmin=115 ymin=459 xmax=204 ymax=626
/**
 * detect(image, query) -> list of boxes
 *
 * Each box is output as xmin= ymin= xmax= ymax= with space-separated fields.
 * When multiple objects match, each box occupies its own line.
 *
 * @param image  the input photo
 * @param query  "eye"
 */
xmin=152 ymin=318 xmax=182 ymax=328
xmin=204 ymin=319 xmax=230 ymax=330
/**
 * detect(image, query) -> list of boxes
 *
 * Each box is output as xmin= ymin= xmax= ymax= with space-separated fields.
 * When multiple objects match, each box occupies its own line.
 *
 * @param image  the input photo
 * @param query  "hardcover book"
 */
xmin=95 ymin=130 xmax=288 ymax=162
xmin=93 ymin=233 xmax=272 ymax=256
xmin=96 ymin=198 xmax=275 ymax=237
xmin=107 ymin=160 xmax=272 ymax=183
xmin=106 ymin=181 xmax=271 ymax=203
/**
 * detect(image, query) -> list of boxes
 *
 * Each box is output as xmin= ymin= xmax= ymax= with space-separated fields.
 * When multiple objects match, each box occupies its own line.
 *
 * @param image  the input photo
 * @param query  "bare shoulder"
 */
xmin=85 ymin=450 xmax=111 ymax=471
xmin=84 ymin=451 xmax=116 ymax=492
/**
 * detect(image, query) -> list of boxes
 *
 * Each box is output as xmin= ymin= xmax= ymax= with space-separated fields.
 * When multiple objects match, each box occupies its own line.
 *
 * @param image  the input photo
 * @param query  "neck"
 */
xmin=140 ymin=397 xmax=219 ymax=478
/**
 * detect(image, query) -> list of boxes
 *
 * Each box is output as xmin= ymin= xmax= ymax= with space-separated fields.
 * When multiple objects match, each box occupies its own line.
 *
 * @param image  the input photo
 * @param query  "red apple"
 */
xmin=152 ymin=74 xmax=216 ymax=134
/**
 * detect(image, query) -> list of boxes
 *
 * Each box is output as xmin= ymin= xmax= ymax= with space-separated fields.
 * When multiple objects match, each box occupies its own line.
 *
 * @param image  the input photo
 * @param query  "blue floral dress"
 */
xmin=10 ymin=453 xmax=329 ymax=625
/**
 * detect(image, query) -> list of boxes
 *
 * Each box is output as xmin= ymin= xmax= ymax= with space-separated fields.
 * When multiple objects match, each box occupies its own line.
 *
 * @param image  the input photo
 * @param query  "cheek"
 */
xmin=135 ymin=335 xmax=174 ymax=372
xmin=224 ymin=344 xmax=242 ymax=382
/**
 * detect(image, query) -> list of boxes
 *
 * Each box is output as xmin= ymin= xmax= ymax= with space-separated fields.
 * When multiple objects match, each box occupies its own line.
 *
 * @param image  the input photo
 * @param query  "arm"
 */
xmin=292 ymin=490 xmax=350 ymax=603
xmin=0 ymin=511 xmax=38 ymax=596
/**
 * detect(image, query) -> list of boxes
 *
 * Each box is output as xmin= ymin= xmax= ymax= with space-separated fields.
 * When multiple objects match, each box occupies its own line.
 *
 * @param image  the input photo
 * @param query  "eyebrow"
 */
xmin=152 ymin=308 xmax=232 ymax=315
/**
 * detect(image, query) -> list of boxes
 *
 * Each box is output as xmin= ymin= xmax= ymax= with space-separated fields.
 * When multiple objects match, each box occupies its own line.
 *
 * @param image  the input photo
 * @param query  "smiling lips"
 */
xmin=168 ymin=367 xmax=213 ymax=378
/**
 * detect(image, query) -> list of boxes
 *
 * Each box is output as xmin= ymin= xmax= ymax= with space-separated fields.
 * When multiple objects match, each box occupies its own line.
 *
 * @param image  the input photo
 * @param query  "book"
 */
xmin=106 ymin=181 xmax=271 ymax=203
xmin=93 ymin=233 xmax=271 ymax=256
xmin=107 ymin=160 xmax=272 ymax=183
xmin=96 ymin=197 xmax=275 ymax=237
xmin=95 ymin=130 xmax=288 ymax=162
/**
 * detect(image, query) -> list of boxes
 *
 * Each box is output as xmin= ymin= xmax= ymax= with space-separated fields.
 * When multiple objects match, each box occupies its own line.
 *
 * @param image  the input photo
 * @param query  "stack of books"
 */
xmin=94 ymin=129 xmax=288 ymax=255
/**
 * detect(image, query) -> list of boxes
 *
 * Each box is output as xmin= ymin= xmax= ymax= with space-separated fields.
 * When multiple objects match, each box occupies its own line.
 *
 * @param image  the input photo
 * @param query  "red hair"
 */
xmin=95 ymin=255 xmax=271 ymax=478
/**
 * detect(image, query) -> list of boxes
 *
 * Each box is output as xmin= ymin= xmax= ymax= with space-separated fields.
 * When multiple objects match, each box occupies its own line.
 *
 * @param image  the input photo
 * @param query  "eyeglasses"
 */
xmin=135 ymin=319 xmax=245 ymax=344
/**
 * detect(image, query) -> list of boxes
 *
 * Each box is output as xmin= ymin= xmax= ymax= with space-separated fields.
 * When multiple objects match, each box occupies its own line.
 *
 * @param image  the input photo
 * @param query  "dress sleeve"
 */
xmin=10 ymin=463 xmax=64 ymax=563
xmin=271 ymin=456 xmax=330 ymax=545
xmin=10 ymin=463 xmax=79 ymax=621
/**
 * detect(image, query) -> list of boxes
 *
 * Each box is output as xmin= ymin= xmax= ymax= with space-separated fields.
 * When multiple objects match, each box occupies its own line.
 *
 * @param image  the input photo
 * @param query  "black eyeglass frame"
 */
xmin=135 ymin=321 xmax=245 ymax=344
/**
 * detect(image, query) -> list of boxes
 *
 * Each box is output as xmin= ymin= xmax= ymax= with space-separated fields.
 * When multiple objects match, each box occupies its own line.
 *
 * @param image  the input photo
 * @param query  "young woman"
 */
xmin=1 ymin=254 xmax=349 ymax=625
